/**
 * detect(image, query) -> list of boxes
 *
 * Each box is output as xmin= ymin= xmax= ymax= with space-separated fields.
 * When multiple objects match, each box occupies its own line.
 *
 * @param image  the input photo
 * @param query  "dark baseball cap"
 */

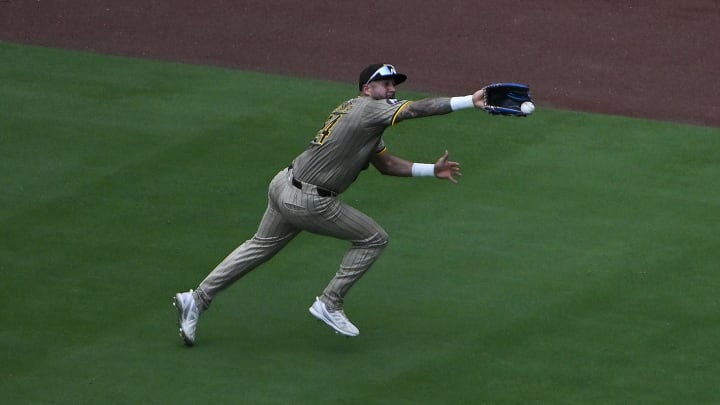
xmin=358 ymin=63 xmax=407 ymax=90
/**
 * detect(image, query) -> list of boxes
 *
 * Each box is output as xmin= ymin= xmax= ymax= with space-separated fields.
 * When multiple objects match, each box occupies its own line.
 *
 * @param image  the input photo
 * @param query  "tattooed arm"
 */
xmin=396 ymin=97 xmax=454 ymax=121
xmin=394 ymin=88 xmax=486 ymax=122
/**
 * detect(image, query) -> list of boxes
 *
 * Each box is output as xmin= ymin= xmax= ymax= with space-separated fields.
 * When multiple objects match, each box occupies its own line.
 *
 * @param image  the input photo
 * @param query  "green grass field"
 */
xmin=2 ymin=42 xmax=719 ymax=404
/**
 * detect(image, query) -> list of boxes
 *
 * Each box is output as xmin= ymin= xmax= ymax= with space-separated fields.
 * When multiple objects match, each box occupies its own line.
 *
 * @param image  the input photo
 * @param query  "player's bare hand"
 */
xmin=434 ymin=150 xmax=461 ymax=184
xmin=472 ymin=88 xmax=486 ymax=109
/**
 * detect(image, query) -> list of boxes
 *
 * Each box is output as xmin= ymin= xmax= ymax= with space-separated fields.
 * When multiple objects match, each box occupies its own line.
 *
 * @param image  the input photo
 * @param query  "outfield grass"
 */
xmin=2 ymin=42 xmax=719 ymax=404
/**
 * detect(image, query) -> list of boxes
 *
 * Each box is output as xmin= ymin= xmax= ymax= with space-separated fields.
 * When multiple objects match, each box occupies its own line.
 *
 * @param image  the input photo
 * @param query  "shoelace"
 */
xmin=182 ymin=295 xmax=199 ymax=321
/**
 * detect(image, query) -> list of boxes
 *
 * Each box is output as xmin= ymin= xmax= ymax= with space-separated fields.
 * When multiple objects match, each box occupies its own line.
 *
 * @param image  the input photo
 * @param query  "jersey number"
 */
xmin=311 ymin=101 xmax=353 ymax=145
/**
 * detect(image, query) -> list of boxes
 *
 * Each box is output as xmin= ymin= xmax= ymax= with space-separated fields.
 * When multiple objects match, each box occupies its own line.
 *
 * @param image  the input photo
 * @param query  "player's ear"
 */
xmin=361 ymin=83 xmax=371 ymax=96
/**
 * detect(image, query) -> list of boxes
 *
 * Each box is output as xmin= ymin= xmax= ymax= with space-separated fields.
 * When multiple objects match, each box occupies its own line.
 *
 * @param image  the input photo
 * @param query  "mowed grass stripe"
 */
xmin=2 ymin=42 xmax=719 ymax=403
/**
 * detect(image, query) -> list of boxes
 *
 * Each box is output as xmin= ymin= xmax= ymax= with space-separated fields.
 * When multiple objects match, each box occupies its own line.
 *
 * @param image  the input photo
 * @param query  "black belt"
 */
xmin=290 ymin=175 xmax=335 ymax=197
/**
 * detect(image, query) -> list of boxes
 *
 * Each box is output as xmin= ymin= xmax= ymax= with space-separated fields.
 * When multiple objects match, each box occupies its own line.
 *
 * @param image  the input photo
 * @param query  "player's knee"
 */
xmin=365 ymin=229 xmax=389 ymax=249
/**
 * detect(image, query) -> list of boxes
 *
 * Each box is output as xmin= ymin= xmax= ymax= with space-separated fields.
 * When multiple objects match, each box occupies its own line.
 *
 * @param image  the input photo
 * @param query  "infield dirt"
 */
xmin=1 ymin=1 xmax=718 ymax=127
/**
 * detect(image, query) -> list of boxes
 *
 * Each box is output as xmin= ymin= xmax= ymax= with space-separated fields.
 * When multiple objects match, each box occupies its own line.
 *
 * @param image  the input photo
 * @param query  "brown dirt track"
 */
xmin=1 ymin=1 xmax=718 ymax=127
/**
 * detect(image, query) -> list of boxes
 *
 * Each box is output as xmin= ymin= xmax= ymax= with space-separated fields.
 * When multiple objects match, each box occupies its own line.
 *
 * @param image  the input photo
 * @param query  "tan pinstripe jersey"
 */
xmin=291 ymin=96 xmax=411 ymax=194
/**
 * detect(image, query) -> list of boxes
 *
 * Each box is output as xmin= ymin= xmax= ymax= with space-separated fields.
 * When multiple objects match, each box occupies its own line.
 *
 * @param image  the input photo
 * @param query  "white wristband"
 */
xmin=450 ymin=95 xmax=474 ymax=111
xmin=411 ymin=163 xmax=435 ymax=177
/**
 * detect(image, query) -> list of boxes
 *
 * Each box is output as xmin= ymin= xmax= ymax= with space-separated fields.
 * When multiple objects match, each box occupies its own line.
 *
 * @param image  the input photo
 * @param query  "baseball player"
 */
xmin=174 ymin=63 xmax=487 ymax=345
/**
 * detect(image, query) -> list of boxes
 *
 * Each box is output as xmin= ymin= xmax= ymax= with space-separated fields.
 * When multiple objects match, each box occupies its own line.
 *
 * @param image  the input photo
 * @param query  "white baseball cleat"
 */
xmin=308 ymin=297 xmax=359 ymax=337
xmin=173 ymin=290 xmax=199 ymax=346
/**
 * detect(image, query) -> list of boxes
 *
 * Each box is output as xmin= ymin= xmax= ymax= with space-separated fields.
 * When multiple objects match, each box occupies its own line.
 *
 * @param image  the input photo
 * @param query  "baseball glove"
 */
xmin=483 ymin=83 xmax=533 ymax=116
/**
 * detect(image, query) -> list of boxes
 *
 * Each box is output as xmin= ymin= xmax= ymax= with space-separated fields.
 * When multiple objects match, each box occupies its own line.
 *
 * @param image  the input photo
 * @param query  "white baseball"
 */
xmin=521 ymin=101 xmax=535 ymax=114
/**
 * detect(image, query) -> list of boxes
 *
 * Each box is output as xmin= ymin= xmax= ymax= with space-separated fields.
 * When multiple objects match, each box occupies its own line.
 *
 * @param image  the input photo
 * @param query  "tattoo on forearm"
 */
xmin=397 ymin=97 xmax=453 ymax=121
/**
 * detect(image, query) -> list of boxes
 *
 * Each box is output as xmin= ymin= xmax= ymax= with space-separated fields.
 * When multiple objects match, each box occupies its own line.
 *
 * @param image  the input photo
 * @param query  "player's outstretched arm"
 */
xmin=371 ymin=150 xmax=461 ymax=183
xmin=370 ymin=152 xmax=413 ymax=177
xmin=395 ymin=89 xmax=485 ymax=123
xmin=396 ymin=97 xmax=453 ymax=121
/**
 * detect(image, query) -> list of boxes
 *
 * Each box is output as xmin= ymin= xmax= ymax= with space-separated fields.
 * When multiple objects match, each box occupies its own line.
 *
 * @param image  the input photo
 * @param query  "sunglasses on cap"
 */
xmin=365 ymin=64 xmax=400 ymax=85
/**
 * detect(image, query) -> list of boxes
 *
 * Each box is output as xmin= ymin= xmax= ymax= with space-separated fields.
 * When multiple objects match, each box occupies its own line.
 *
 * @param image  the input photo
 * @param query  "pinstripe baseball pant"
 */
xmin=193 ymin=168 xmax=388 ymax=311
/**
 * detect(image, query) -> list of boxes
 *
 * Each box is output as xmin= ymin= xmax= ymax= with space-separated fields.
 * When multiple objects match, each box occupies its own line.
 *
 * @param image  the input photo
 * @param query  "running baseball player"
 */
xmin=174 ymin=63 xmax=487 ymax=345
